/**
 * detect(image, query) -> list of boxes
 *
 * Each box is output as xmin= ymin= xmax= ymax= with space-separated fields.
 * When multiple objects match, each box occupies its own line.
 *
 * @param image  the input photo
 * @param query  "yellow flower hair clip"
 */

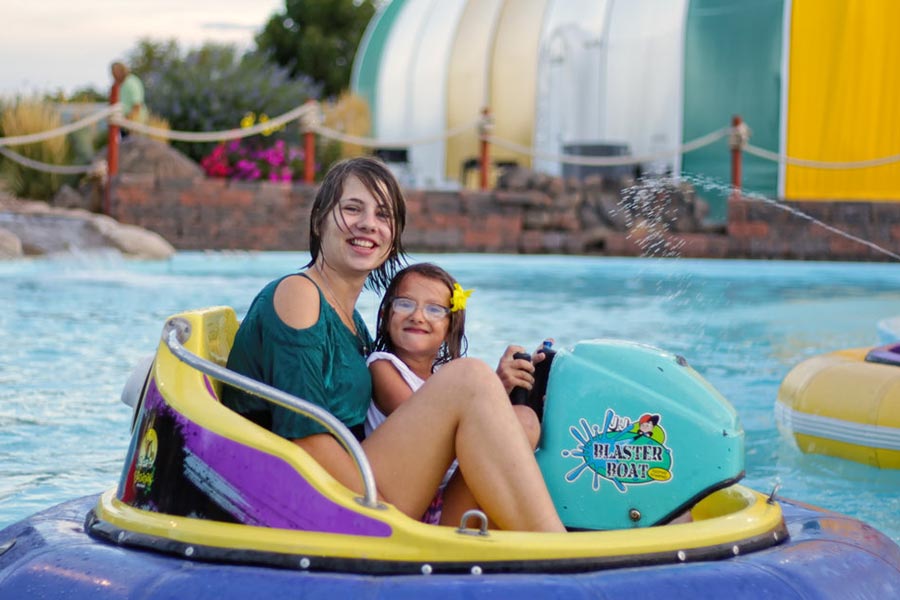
xmin=450 ymin=282 xmax=473 ymax=313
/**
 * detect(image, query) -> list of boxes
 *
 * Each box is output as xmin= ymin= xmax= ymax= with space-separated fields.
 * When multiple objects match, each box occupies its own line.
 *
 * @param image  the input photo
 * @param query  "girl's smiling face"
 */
xmin=318 ymin=174 xmax=394 ymax=277
xmin=387 ymin=272 xmax=451 ymax=365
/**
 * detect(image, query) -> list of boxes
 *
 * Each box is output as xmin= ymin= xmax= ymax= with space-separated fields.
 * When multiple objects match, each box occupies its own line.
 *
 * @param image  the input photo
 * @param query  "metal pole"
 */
xmin=479 ymin=107 xmax=492 ymax=191
xmin=304 ymin=130 xmax=315 ymax=184
xmin=730 ymin=115 xmax=743 ymax=196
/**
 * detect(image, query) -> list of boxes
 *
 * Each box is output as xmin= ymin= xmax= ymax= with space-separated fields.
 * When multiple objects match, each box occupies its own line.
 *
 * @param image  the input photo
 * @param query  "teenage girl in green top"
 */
xmin=223 ymin=157 xmax=564 ymax=533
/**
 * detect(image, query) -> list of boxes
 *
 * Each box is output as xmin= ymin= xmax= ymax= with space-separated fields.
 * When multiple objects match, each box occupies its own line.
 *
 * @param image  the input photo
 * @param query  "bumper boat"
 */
xmin=776 ymin=344 xmax=900 ymax=469
xmin=2 ymin=307 xmax=899 ymax=598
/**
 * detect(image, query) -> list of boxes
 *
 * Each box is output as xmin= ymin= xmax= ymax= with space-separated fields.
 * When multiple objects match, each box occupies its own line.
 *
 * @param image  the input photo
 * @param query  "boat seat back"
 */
xmin=535 ymin=340 xmax=745 ymax=530
xmin=115 ymin=307 xmax=392 ymax=535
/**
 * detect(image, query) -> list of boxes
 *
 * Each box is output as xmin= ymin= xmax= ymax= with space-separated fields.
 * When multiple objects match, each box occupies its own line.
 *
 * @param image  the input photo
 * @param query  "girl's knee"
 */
xmin=413 ymin=358 xmax=504 ymax=413
xmin=436 ymin=357 xmax=499 ymax=389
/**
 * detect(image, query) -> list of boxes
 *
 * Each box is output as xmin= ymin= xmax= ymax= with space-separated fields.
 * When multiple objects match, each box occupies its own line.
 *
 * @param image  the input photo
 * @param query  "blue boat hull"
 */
xmin=2 ymin=494 xmax=898 ymax=599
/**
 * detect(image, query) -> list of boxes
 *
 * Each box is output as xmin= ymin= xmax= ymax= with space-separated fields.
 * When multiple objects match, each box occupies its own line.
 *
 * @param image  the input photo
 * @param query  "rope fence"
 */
xmin=486 ymin=126 xmax=731 ymax=166
xmin=0 ymin=105 xmax=117 ymax=147
xmin=110 ymin=103 xmax=316 ymax=143
xmin=309 ymin=119 xmax=480 ymax=149
xmin=0 ymin=146 xmax=104 ymax=176
xmin=743 ymin=144 xmax=900 ymax=170
xmin=4 ymin=100 xmax=900 ymax=192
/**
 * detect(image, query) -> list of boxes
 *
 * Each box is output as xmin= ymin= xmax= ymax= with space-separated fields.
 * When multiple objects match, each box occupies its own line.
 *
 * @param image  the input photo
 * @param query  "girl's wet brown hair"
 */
xmin=304 ymin=157 xmax=407 ymax=292
xmin=373 ymin=263 xmax=468 ymax=367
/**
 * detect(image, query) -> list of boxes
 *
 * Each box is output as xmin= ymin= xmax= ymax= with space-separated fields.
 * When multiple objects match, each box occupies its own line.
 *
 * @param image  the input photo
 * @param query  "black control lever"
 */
xmin=509 ymin=345 xmax=556 ymax=423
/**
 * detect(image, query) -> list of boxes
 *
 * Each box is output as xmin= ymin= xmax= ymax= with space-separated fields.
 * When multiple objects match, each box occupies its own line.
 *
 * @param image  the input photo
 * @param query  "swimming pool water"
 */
xmin=1 ymin=251 xmax=899 ymax=543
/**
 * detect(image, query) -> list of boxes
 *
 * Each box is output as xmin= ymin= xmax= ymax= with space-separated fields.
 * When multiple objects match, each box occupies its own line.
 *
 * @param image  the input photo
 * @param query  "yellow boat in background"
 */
xmin=776 ymin=345 xmax=900 ymax=469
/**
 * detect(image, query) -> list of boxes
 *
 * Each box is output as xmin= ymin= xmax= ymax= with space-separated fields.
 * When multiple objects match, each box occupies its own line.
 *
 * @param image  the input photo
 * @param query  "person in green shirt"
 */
xmin=223 ymin=157 xmax=564 ymax=533
xmin=111 ymin=62 xmax=148 ymax=129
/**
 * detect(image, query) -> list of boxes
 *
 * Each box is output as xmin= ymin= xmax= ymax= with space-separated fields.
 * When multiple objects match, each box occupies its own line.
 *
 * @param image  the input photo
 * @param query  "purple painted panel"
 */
xmin=120 ymin=378 xmax=391 ymax=537
xmin=865 ymin=343 xmax=900 ymax=367
xmin=203 ymin=375 xmax=219 ymax=401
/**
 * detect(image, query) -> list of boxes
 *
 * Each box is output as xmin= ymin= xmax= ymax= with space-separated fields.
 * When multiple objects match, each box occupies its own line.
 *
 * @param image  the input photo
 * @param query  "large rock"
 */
xmin=0 ymin=194 xmax=174 ymax=259
xmin=0 ymin=227 xmax=23 ymax=258
xmin=51 ymin=183 xmax=101 ymax=213
xmin=117 ymin=135 xmax=203 ymax=180
xmin=91 ymin=214 xmax=175 ymax=259
xmin=52 ymin=137 xmax=203 ymax=212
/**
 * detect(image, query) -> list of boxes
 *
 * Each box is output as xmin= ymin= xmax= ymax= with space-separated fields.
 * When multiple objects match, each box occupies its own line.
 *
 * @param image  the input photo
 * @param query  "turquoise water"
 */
xmin=1 ymin=251 xmax=899 ymax=543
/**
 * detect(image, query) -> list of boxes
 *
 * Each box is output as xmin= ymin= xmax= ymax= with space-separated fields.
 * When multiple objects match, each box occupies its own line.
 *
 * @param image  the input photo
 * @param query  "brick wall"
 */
xmin=109 ymin=174 xmax=900 ymax=261
xmin=109 ymin=175 xmax=592 ymax=254
xmin=724 ymin=197 xmax=900 ymax=261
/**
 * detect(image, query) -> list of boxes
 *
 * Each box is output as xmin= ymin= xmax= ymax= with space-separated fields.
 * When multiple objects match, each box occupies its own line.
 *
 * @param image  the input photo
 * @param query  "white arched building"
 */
xmin=351 ymin=0 xmax=688 ymax=188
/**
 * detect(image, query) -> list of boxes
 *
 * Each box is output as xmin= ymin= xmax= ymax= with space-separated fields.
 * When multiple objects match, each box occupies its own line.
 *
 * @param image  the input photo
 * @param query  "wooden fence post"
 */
xmin=104 ymin=82 xmax=121 ymax=215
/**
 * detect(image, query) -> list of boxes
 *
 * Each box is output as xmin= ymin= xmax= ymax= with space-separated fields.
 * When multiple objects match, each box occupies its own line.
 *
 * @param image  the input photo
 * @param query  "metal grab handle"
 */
xmin=456 ymin=509 xmax=490 ymax=536
xmin=162 ymin=318 xmax=380 ymax=509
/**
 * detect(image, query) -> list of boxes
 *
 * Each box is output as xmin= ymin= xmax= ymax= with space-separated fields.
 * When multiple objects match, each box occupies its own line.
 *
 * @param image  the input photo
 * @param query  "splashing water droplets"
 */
xmin=619 ymin=173 xmax=900 ymax=262
xmin=682 ymin=173 xmax=900 ymax=262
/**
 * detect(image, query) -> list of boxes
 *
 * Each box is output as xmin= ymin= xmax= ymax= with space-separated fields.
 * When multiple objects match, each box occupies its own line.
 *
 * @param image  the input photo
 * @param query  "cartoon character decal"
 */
xmin=630 ymin=413 xmax=666 ymax=444
xmin=134 ymin=426 xmax=158 ymax=493
xmin=561 ymin=409 xmax=673 ymax=493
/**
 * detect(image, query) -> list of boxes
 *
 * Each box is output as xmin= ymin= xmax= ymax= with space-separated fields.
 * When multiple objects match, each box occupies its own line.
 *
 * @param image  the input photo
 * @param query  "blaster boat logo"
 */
xmin=561 ymin=409 xmax=673 ymax=492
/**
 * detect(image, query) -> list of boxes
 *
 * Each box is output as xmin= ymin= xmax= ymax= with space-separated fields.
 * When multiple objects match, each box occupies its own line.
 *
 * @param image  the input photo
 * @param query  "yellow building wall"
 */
xmin=445 ymin=0 xmax=504 ymax=184
xmin=445 ymin=0 xmax=547 ymax=186
xmin=488 ymin=0 xmax=546 ymax=173
xmin=786 ymin=0 xmax=900 ymax=200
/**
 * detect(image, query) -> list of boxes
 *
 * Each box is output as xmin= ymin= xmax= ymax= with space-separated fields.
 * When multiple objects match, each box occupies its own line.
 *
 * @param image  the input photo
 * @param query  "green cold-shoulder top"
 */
xmin=221 ymin=273 xmax=373 ymax=440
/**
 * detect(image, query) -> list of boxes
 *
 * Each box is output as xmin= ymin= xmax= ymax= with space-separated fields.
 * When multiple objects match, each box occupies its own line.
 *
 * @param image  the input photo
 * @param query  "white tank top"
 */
xmin=364 ymin=351 xmax=425 ymax=437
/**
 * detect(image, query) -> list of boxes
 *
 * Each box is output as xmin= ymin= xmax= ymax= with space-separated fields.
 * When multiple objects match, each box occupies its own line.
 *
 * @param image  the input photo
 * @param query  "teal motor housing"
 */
xmin=534 ymin=339 xmax=744 ymax=530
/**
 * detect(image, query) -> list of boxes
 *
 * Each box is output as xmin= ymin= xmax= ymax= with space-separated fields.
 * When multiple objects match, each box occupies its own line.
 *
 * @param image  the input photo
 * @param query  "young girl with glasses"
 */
xmin=366 ymin=263 xmax=542 ymax=525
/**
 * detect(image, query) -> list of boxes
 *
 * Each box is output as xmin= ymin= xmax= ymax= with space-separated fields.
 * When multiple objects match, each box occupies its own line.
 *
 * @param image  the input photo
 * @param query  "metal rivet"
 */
xmin=117 ymin=531 xmax=126 ymax=543
xmin=677 ymin=550 xmax=686 ymax=562
xmin=471 ymin=566 xmax=482 ymax=575
xmin=732 ymin=545 xmax=740 ymax=556
xmin=421 ymin=564 xmax=433 ymax=575
xmin=629 ymin=508 xmax=641 ymax=522
xmin=185 ymin=546 xmax=194 ymax=557
xmin=299 ymin=557 xmax=310 ymax=569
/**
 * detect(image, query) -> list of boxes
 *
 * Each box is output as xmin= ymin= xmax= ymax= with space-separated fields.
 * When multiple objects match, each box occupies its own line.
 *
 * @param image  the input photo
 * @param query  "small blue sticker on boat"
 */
xmin=561 ymin=409 xmax=673 ymax=492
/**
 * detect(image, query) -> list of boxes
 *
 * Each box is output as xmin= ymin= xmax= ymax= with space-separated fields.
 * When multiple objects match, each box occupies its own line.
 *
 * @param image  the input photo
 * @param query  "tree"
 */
xmin=127 ymin=39 xmax=182 ymax=82
xmin=255 ymin=0 xmax=376 ymax=98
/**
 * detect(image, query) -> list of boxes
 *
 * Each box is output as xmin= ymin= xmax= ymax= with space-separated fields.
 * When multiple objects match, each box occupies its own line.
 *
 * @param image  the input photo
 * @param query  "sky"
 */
xmin=2 ymin=0 xmax=284 ymax=98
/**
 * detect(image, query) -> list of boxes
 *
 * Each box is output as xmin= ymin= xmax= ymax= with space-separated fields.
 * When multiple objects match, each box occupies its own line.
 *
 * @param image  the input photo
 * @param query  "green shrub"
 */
xmin=128 ymin=39 xmax=321 ymax=162
xmin=0 ymin=99 xmax=71 ymax=200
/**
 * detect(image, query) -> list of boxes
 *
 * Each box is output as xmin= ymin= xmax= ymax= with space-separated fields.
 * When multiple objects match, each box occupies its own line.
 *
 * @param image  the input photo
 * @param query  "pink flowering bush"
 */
xmin=201 ymin=138 xmax=306 ymax=182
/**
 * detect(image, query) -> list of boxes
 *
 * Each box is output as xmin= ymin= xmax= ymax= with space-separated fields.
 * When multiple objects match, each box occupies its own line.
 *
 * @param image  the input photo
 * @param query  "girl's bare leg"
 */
xmin=438 ymin=469 xmax=481 ymax=528
xmin=439 ymin=404 xmax=542 ymax=528
xmin=513 ymin=405 xmax=541 ymax=449
xmin=362 ymin=358 xmax=564 ymax=532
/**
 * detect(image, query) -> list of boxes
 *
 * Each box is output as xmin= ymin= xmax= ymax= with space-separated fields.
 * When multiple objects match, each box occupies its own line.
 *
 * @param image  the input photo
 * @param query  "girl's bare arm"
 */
xmin=369 ymin=359 xmax=414 ymax=416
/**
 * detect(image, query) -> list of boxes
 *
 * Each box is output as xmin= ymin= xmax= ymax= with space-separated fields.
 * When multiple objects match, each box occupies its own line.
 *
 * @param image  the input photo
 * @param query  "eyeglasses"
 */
xmin=390 ymin=297 xmax=450 ymax=321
